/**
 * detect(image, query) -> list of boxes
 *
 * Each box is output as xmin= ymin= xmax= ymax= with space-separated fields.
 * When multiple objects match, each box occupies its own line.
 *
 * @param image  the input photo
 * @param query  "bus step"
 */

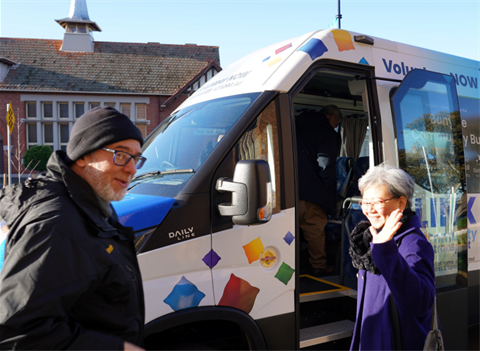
xmin=299 ymin=319 xmax=355 ymax=348
xmin=299 ymin=275 xmax=357 ymax=303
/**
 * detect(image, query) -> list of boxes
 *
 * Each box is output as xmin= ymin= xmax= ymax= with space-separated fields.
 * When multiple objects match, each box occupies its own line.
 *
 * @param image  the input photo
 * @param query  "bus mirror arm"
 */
xmin=216 ymin=177 xmax=248 ymax=216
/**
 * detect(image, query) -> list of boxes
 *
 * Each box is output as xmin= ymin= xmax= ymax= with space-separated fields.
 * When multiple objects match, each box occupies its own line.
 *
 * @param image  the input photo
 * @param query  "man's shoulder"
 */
xmin=0 ymin=177 xmax=77 ymax=226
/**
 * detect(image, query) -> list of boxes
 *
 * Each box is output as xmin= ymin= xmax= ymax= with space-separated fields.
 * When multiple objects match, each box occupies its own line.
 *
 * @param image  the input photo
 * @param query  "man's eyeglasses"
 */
xmin=102 ymin=148 xmax=147 ymax=169
xmin=358 ymin=197 xmax=398 ymax=210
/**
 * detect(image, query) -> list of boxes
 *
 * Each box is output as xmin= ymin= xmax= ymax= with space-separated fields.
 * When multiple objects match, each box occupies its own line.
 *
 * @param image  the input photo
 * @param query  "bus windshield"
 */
xmin=131 ymin=93 xmax=260 ymax=193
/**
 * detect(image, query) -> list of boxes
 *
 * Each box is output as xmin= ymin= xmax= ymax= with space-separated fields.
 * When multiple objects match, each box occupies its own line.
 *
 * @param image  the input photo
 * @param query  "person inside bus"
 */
xmin=296 ymin=104 xmax=342 ymax=276
xmin=349 ymin=164 xmax=436 ymax=350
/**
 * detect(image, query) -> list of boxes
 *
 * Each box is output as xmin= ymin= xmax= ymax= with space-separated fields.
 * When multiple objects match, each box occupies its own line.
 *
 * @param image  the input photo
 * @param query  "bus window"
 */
xmin=391 ymin=69 xmax=467 ymax=289
xmin=234 ymin=100 xmax=281 ymax=214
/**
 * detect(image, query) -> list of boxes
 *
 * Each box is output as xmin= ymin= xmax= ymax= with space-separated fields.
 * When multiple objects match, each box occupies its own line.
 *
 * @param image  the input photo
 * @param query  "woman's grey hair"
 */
xmin=358 ymin=163 xmax=415 ymax=209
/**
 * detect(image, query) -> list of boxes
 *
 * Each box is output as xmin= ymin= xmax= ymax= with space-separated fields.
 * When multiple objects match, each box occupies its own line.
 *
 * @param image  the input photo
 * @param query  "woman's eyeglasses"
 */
xmin=102 ymin=148 xmax=147 ymax=169
xmin=358 ymin=197 xmax=398 ymax=210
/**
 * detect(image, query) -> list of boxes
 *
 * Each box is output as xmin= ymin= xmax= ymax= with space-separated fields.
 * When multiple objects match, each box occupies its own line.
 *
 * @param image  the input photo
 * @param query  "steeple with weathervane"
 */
xmin=55 ymin=0 xmax=101 ymax=52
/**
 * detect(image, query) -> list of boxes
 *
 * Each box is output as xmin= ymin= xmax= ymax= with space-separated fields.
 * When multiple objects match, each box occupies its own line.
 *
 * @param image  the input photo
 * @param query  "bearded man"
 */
xmin=0 ymin=107 xmax=146 ymax=350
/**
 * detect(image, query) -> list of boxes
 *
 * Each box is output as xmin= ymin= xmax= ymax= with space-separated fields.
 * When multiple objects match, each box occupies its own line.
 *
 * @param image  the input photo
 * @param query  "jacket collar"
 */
xmin=46 ymin=151 xmax=133 ymax=241
xmin=393 ymin=213 xmax=422 ymax=243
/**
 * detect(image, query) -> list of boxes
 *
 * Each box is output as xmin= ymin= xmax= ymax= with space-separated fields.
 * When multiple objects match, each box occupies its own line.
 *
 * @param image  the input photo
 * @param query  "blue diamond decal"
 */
xmin=283 ymin=231 xmax=295 ymax=245
xmin=163 ymin=276 xmax=206 ymax=311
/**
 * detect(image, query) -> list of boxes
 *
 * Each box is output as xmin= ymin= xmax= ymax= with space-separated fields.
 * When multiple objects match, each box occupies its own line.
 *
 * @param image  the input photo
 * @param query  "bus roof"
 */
xmin=180 ymin=29 xmax=480 ymax=109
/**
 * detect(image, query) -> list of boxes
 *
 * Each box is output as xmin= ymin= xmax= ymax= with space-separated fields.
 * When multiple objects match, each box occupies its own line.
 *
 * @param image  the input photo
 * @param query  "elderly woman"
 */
xmin=349 ymin=164 xmax=436 ymax=351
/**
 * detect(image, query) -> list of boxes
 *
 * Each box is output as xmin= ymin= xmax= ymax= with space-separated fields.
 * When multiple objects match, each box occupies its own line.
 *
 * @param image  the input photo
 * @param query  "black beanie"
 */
xmin=66 ymin=106 xmax=144 ymax=162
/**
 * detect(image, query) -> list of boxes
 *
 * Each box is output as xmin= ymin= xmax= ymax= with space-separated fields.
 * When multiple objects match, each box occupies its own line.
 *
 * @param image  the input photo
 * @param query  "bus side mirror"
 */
xmin=216 ymin=160 xmax=273 ymax=225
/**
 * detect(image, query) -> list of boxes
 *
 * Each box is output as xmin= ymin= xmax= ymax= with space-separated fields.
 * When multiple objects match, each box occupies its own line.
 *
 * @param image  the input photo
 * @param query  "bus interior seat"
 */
xmin=346 ymin=156 xmax=369 ymax=198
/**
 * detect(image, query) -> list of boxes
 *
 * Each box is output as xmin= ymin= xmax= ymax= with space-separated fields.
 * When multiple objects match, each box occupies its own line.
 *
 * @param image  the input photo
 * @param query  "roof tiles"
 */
xmin=0 ymin=38 xmax=220 ymax=95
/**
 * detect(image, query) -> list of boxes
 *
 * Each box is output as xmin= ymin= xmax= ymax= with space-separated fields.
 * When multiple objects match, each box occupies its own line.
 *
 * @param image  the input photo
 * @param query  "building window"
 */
xmin=105 ymin=102 xmax=116 ymax=108
xmin=120 ymin=103 xmax=131 ymax=118
xmin=42 ymin=102 xmax=53 ymax=119
xmin=59 ymin=124 xmax=69 ymax=152
xmin=26 ymin=102 xmax=37 ymax=119
xmin=66 ymin=24 xmax=77 ymax=33
xmin=89 ymin=103 xmax=100 ymax=110
xmin=58 ymin=102 xmax=69 ymax=119
xmin=66 ymin=23 xmax=89 ymax=34
xmin=74 ymin=103 xmax=85 ymax=119
xmin=121 ymin=103 xmax=131 ymax=118
xmin=43 ymin=124 xmax=54 ymax=150
xmin=26 ymin=124 xmax=37 ymax=148
xmin=136 ymin=124 xmax=147 ymax=139
xmin=136 ymin=104 xmax=147 ymax=120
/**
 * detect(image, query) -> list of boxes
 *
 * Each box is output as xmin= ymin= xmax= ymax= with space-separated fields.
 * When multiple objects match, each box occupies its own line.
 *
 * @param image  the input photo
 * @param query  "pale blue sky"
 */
xmin=1 ymin=0 xmax=479 ymax=68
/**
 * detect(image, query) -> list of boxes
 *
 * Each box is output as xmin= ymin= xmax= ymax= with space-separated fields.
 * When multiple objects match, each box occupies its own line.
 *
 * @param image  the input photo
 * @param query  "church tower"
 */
xmin=55 ymin=0 xmax=101 ymax=52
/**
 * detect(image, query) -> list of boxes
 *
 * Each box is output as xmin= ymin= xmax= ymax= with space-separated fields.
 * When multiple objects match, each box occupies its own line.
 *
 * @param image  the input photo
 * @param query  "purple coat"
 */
xmin=350 ymin=214 xmax=436 ymax=351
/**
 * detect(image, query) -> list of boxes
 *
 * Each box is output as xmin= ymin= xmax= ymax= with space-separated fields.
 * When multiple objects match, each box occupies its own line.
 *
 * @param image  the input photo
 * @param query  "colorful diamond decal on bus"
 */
xmin=163 ymin=276 xmax=206 ymax=312
xmin=268 ymin=56 xmax=282 ymax=67
xmin=359 ymin=57 xmax=369 ymax=65
xmin=298 ymin=38 xmax=328 ymax=61
xmin=331 ymin=29 xmax=355 ymax=52
xmin=275 ymin=43 xmax=292 ymax=55
xmin=202 ymin=249 xmax=221 ymax=269
xmin=274 ymin=262 xmax=295 ymax=285
xmin=283 ymin=231 xmax=295 ymax=245
xmin=262 ymin=42 xmax=292 ymax=64
xmin=218 ymin=273 xmax=260 ymax=314
xmin=243 ymin=237 xmax=264 ymax=264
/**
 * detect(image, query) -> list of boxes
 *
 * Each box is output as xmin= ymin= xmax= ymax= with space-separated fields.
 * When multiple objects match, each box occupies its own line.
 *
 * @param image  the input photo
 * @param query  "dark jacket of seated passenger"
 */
xmin=296 ymin=110 xmax=339 ymax=215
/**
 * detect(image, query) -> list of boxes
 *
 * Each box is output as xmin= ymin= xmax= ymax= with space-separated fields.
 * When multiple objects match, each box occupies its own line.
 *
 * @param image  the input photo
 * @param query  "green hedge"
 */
xmin=23 ymin=145 xmax=53 ymax=172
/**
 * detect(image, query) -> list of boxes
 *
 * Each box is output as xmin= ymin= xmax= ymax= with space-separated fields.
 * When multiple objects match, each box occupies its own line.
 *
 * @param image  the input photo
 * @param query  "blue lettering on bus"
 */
xmin=431 ymin=198 xmax=437 ymax=228
xmin=415 ymin=198 xmax=423 ymax=222
xmin=450 ymin=73 xmax=478 ymax=89
xmin=468 ymin=229 xmax=477 ymax=249
xmin=381 ymin=58 xmax=478 ymax=90
xmin=468 ymin=197 xmax=477 ymax=224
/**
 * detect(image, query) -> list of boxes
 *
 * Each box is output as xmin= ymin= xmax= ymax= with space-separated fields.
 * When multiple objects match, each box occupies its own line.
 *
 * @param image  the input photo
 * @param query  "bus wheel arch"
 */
xmin=143 ymin=306 xmax=267 ymax=350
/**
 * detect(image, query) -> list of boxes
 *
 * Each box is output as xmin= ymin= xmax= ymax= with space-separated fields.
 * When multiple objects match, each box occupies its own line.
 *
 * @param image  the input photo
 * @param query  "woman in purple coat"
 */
xmin=349 ymin=164 xmax=436 ymax=350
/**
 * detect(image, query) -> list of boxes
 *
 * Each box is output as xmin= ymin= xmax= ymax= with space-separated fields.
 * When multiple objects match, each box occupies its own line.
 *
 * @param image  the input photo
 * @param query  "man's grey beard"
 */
xmin=83 ymin=164 xmax=127 ymax=203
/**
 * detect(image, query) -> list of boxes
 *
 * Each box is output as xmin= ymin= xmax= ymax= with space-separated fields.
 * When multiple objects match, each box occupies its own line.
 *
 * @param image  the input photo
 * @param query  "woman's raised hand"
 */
xmin=370 ymin=208 xmax=403 ymax=243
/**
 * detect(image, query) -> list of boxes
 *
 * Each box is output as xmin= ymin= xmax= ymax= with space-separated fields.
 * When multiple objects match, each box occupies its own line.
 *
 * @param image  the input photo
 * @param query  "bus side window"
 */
xmin=391 ymin=69 xmax=467 ymax=289
xmin=234 ymin=100 xmax=281 ymax=214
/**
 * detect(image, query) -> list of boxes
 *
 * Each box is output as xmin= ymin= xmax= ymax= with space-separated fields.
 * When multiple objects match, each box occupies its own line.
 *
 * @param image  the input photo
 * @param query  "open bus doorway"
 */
xmin=293 ymin=68 xmax=371 ymax=288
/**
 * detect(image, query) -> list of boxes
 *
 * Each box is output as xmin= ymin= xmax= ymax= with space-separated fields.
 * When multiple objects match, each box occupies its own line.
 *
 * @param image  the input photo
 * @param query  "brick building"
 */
xmin=0 ymin=0 xmax=221 ymax=175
